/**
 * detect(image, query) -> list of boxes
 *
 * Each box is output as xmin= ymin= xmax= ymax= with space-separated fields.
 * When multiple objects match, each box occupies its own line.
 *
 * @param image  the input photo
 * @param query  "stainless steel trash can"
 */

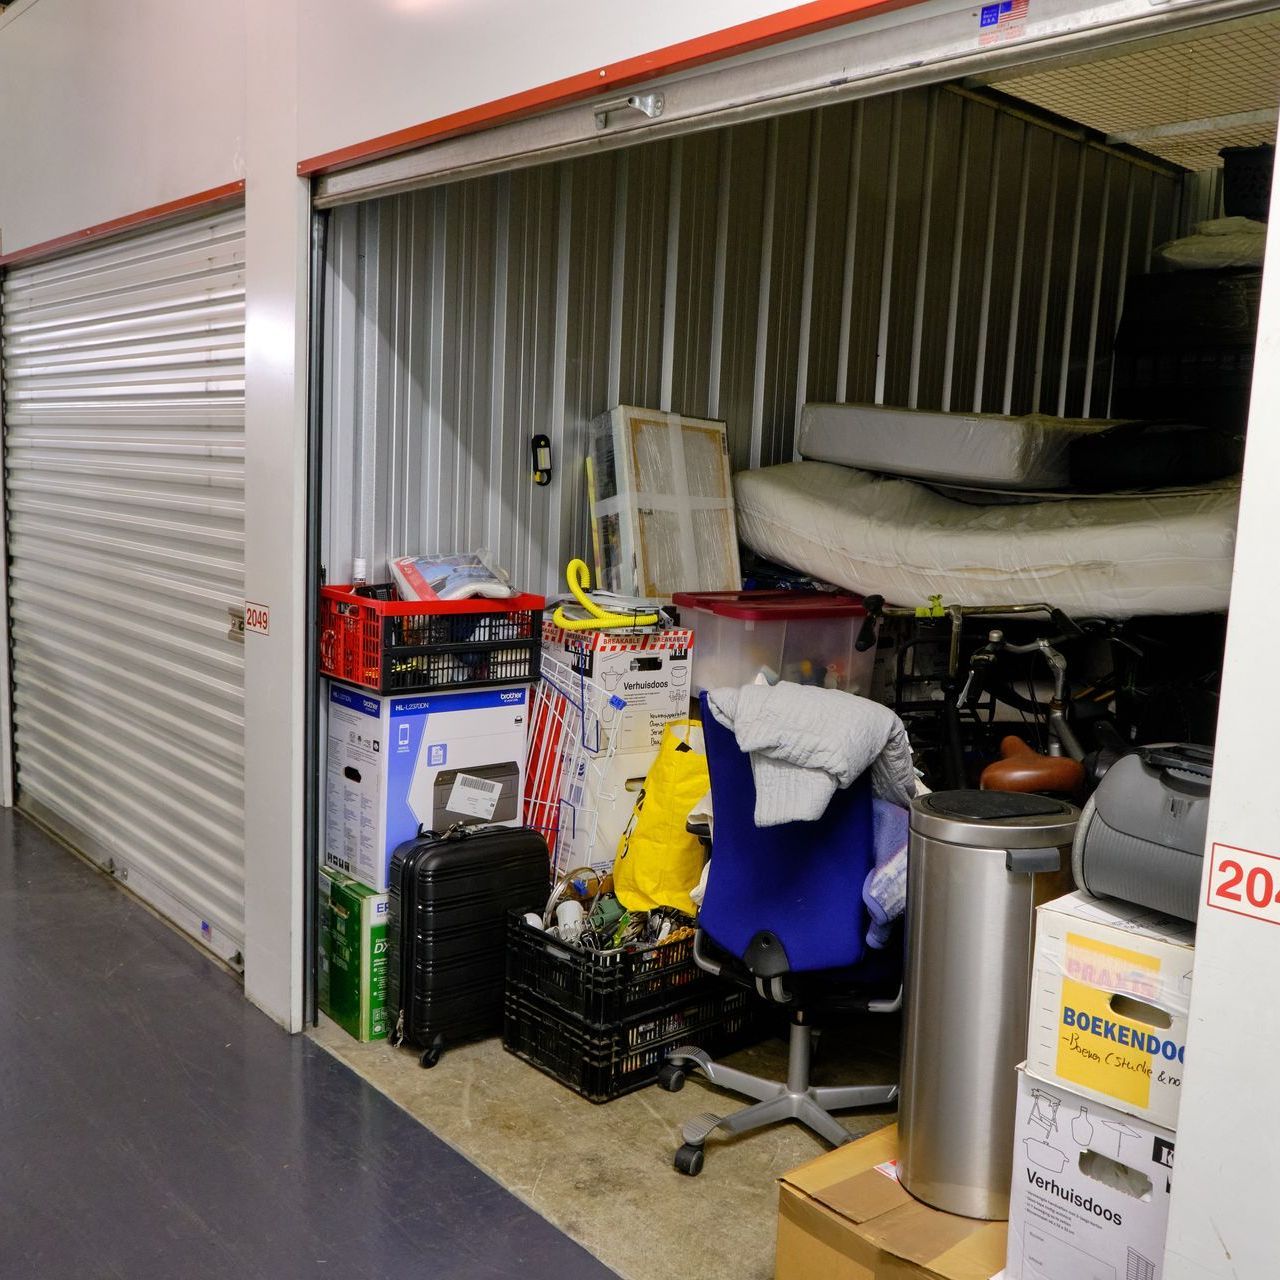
xmin=898 ymin=791 xmax=1078 ymax=1220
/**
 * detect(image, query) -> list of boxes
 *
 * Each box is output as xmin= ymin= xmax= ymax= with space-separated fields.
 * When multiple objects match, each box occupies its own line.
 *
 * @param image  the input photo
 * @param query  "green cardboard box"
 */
xmin=319 ymin=867 xmax=390 ymax=1041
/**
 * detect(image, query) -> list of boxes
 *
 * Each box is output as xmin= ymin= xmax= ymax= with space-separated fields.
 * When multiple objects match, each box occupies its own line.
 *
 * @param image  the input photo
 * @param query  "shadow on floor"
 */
xmin=0 ymin=810 xmax=614 ymax=1280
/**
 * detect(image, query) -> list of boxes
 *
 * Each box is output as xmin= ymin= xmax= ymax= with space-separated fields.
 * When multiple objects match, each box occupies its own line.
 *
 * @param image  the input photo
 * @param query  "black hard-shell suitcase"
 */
xmin=388 ymin=823 xmax=549 ymax=1067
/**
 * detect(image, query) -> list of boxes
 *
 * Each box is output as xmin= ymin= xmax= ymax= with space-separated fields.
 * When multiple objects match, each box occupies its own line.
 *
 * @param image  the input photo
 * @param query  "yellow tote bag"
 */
xmin=613 ymin=720 xmax=710 ymax=916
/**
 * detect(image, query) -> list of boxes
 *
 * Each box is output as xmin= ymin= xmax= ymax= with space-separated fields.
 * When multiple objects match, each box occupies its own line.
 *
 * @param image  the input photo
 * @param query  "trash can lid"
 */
xmin=910 ymin=790 xmax=1079 ymax=847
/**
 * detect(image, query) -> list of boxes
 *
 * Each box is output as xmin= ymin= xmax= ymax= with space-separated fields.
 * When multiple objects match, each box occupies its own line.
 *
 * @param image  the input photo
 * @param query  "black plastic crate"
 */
xmin=502 ymin=986 xmax=755 ymax=1103
xmin=506 ymin=910 xmax=711 ymax=1026
xmin=320 ymin=582 xmax=544 ymax=694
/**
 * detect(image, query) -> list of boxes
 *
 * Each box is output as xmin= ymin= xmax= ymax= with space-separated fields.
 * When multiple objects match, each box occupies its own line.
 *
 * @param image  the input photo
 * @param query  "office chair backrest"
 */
xmin=698 ymin=694 xmax=875 ymax=975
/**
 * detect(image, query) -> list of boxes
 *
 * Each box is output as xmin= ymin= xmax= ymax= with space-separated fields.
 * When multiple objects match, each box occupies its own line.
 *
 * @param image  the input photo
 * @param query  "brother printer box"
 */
xmin=324 ymin=683 xmax=529 ymax=892
xmin=1006 ymin=1066 xmax=1175 ymax=1280
xmin=1026 ymin=892 xmax=1194 ymax=1130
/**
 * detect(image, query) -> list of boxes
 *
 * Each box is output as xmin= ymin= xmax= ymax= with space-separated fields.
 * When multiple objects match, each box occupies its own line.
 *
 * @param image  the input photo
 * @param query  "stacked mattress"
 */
xmin=797 ymin=402 xmax=1240 ymax=493
xmin=735 ymin=461 xmax=1238 ymax=618
xmin=796 ymin=403 xmax=1120 ymax=491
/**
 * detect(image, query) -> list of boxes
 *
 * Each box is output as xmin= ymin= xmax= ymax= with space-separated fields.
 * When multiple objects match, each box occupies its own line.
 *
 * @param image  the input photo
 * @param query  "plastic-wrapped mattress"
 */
xmin=798 ymin=403 xmax=1120 ymax=490
xmin=735 ymin=462 xmax=1238 ymax=617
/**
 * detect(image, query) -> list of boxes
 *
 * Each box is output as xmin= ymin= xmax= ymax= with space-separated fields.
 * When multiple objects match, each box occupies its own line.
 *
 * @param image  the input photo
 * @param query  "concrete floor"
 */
xmin=314 ymin=1007 xmax=899 ymax=1280
xmin=0 ymin=797 xmax=898 ymax=1280
xmin=0 ymin=810 xmax=615 ymax=1280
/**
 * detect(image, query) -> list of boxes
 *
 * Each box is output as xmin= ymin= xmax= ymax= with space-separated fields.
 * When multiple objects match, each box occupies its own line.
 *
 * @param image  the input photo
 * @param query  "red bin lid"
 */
xmin=671 ymin=590 xmax=865 ymax=621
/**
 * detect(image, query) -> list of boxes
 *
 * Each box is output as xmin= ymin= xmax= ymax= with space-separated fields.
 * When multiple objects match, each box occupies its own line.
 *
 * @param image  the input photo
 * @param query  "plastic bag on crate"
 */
xmin=388 ymin=550 xmax=516 ymax=602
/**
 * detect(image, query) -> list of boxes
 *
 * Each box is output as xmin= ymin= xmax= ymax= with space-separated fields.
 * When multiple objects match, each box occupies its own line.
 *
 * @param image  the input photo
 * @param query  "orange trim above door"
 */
xmin=0 ymin=179 xmax=246 ymax=269
xmin=297 ymin=0 xmax=920 ymax=176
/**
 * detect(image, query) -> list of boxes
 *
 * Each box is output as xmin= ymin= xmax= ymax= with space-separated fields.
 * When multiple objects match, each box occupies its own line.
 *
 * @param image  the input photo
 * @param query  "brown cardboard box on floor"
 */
xmin=776 ymin=1126 xmax=1007 ymax=1280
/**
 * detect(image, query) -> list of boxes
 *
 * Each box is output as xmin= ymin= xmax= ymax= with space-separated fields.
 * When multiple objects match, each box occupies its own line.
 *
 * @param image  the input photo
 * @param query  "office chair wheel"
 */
xmin=657 ymin=1063 xmax=686 ymax=1093
xmin=674 ymin=1143 xmax=705 ymax=1177
xmin=419 ymin=1034 xmax=445 ymax=1069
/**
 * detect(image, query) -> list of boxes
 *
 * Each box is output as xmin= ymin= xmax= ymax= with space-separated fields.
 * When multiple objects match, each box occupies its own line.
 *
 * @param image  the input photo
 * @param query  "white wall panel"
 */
xmin=1165 ymin=137 xmax=1280 ymax=1280
xmin=1 ymin=210 xmax=246 ymax=965
xmin=321 ymin=85 xmax=1180 ymax=595
xmin=0 ymin=0 xmax=245 ymax=259
xmin=299 ymin=0 xmax=858 ymax=167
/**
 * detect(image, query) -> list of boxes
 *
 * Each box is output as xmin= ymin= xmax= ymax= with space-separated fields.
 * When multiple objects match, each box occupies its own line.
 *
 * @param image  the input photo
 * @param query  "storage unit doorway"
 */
xmin=307 ymin=5 xmax=1277 ymax=1275
xmin=0 ymin=208 xmax=248 ymax=968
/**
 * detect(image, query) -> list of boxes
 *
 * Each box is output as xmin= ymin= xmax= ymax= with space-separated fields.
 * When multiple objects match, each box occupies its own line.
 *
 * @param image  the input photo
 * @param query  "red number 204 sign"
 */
xmin=1206 ymin=843 xmax=1280 ymax=926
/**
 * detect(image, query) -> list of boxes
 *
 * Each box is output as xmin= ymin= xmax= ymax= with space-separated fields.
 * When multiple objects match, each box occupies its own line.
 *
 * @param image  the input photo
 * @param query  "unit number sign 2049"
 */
xmin=1206 ymin=842 xmax=1280 ymax=926
xmin=244 ymin=601 xmax=270 ymax=636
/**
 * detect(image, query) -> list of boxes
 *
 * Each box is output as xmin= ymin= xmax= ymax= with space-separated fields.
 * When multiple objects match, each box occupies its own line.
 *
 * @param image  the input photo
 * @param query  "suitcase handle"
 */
xmin=415 ymin=822 xmax=480 ymax=842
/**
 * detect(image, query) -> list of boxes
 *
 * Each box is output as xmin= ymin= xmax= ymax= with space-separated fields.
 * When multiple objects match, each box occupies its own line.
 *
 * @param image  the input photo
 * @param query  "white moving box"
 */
xmin=1007 ymin=1067 xmax=1175 ymax=1280
xmin=1026 ymin=892 xmax=1194 ymax=1130
xmin=535 ymin=620 xmax=694 ymax=875
xmin=324 ymin=683 xmax=529 ymax=892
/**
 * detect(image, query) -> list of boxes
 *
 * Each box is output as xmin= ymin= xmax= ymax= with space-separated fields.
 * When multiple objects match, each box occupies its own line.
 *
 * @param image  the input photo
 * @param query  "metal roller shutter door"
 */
xmin=1 ymin=209 xmax=246 ymax=967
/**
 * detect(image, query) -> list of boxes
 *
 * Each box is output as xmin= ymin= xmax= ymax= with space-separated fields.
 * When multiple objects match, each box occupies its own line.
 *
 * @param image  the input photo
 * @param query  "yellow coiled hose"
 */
xmin=551 ymin=558 xmax=660 ymax=631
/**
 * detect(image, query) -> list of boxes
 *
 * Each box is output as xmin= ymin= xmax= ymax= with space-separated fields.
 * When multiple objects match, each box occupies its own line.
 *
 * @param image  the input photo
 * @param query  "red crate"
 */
xmin=320 ymin=583 xmax=545 ymax=694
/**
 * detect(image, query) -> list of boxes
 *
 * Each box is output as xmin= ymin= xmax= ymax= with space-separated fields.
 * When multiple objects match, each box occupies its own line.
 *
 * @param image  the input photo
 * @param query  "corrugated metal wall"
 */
xmin=1 ymin=210 xmax=247 ymax=966
xmin=321 ymin=85 xmax=1183 ymax=594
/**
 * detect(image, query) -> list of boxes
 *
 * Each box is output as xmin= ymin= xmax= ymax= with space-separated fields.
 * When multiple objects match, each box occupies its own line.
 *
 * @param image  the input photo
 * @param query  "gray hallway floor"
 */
xmin=0 ymin=809 xmax=615 ymax=1280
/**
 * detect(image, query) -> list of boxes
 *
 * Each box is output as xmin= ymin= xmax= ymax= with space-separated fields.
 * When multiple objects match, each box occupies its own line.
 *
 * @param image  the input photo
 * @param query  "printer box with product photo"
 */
xmin=1026 ymin=893 xmax=1194 ymax=1130
xmin=1006 ymin=1066 xmax=1175 ymax=1280
xmin=324 ymin=683 xmax=529 ymax=892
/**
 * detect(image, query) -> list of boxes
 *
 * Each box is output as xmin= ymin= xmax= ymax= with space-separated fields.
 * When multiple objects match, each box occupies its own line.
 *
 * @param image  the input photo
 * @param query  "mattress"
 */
xmin=798 ymin=403 xmax=1123 ymax=491
xmin=735 ymin=461 xmax=1238 ymax=618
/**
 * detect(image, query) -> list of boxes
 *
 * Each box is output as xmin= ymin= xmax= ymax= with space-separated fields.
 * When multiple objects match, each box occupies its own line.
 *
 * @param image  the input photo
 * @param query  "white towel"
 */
xmin=707 ymin=682 xmax=915 ymax=826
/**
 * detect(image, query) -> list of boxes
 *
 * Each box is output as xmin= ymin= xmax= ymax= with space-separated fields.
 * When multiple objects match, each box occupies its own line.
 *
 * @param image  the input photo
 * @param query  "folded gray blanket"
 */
xmin=707 ymin=682 xmax=915 ymax=826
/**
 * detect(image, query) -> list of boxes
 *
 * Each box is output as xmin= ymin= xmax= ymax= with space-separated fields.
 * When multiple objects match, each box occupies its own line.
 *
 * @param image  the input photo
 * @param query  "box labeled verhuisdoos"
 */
xmin=1026 ymin=891 xmax=1194 ymax=1130
xmin=532 ymin=621 xmax=694 ymax=874
xmin=324 ymin=683 xmax=529 ymax=891
xmin=1006 ymin=1066 xmax=1175 ymax=1280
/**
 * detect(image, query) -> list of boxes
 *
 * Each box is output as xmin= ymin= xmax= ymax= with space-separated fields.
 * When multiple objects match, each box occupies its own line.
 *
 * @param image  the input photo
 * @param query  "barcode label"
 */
xmin=446 ymin=772 xmax=503 ymax=820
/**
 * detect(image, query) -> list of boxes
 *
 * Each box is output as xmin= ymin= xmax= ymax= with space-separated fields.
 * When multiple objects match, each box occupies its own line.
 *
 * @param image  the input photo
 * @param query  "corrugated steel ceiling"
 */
xmin=990 ymin=15 xmax=1280 ymax=172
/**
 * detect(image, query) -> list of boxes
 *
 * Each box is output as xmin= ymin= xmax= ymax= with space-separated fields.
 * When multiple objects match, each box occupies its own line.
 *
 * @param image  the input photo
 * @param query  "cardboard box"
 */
xmin=777 ymin=1125 xmax=1008 ymax=1280
xmin=1026 ymin=892 xmax=1194 ymax=1130
xmin=318 ymin=868 xmax=390 ymax=1042
xmin=1006 ymin=1067 xmax=1175 ymax=1280
xmin=324 ymin=683 xmax=529 ymax=891
xmin=535 ymin=622 xmax=693 ymax=874
xmin=544 ymin=619 xmax=694 ymax=754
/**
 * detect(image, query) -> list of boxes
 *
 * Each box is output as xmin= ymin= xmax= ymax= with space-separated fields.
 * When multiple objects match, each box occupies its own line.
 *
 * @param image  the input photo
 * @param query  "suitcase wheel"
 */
xmin=419 ymin=1033 xmax=446 ymax=1069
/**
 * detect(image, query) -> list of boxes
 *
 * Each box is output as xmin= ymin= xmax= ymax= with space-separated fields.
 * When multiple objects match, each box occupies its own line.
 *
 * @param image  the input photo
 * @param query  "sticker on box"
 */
xmin=1026 ymin=892 xmax=1194 ymax=1130
xmin=446 ymin=772 xmax=503 ymax=820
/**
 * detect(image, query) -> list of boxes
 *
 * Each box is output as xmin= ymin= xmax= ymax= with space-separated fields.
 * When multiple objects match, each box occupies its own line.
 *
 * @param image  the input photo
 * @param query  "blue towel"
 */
xmin=864 ymin=799 xmax=909 ymax=949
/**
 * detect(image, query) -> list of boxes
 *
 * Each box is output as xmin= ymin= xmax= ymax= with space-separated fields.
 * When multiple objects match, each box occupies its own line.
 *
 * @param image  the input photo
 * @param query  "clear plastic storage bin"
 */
xmin=671 ymin=591 xmax=875 ymax=694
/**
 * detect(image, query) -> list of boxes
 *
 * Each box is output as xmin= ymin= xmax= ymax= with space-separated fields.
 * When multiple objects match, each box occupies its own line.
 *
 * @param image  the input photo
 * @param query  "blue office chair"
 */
xmin=661 ymin=693 xmax=902 ymax=1176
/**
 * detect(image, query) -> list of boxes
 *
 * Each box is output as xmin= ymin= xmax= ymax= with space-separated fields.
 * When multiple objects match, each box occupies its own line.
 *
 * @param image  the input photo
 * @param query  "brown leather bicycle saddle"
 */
xmin=980 ymin=735 xmax=1085 ymax=797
